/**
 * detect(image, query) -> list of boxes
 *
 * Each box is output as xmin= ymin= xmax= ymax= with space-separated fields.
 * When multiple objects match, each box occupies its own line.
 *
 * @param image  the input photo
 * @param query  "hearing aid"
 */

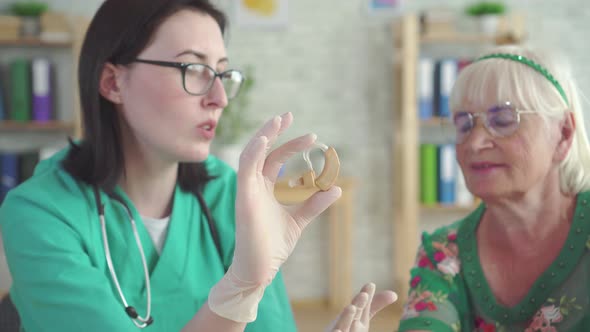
xmin=289 ymin=142 xmax=340 ymax=191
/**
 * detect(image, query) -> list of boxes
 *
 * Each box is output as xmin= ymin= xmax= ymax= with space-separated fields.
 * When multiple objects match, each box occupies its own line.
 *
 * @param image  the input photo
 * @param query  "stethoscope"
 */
xmin=92 ymin=186 xmax=222 ymax=328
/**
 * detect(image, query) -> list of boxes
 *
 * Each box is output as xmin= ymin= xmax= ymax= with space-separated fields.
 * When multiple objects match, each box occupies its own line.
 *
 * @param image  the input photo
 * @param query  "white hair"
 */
xmin=449 ymin=44 xmax=590 ymax=194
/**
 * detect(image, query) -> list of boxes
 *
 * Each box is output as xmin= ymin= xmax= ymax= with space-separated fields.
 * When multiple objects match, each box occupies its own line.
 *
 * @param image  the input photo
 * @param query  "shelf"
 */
xmin=420 ymin=117 xmax=452 ymax=127
xmin=0 ymin=121 xmax=75 ymax=132
xmin=0 ymin=38 xmax=72 ymax=48
xmin=420 ymin=32 xmax=498 ymax=44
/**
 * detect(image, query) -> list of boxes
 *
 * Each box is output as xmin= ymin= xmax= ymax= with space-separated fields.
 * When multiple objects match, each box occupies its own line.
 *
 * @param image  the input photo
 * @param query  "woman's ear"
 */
xmin=554 ymin=112 xmax=576 ymax=162
xmin=99 ymin=62 xmax=124 ymax=104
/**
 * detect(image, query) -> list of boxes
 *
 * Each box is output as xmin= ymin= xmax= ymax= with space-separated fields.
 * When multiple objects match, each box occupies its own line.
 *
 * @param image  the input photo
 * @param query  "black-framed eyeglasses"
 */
xmin=451 ymin=101 xmax=537 ymax=144
xmin=133 ymin=59 xmax=244 ymax=99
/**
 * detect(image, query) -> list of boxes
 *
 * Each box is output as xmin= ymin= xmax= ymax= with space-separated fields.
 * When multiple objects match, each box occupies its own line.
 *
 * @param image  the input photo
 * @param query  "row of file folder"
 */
xmin=420 ymin=143 xmax=474 ymax=207
xmin=418 ymin=57 xmax=471 ymax=119
xmin=0 ymin=57 xmax=54 ymax=122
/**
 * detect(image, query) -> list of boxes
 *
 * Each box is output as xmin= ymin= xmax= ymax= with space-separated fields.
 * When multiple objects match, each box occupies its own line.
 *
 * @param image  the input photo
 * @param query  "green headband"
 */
xmin=476 ymin=53 xmax=569 ymax=106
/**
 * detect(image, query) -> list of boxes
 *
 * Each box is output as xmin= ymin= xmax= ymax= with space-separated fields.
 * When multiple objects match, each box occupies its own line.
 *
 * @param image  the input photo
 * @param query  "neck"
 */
xmin=479 ymin=183 xmax=575 ymax=254
xmin=118 ymin=129 xmax=178 ymax=219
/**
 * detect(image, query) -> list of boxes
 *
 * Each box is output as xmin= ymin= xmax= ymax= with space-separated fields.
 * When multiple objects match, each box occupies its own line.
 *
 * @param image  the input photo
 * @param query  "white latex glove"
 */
xmin=209 ymin=113 xmax=342 ymax=322
xmin=326 ymin=283 xmax=398 ymax=332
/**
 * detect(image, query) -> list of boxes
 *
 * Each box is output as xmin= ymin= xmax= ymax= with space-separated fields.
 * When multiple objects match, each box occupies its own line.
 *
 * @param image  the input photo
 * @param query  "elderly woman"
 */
xmin=398 ymin=45 xmax=590 ymax=331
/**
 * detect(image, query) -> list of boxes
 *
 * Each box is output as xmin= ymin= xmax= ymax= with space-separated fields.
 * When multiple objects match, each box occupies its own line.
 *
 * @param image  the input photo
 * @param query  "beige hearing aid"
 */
xmin=290 ymin=143 xmax=340 ymax=191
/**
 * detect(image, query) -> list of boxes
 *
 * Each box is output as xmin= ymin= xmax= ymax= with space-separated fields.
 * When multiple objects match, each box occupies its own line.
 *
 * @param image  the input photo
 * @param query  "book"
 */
xmin=418 ymin=58 xmax=434 ymax=120
xmin=31 ymin=58 xmax=53 ymax=122
xmin=9 ymin=59 xmax=32 ymax=122
xmin=420 ymin=144 xmax=438 ymax=205
xmin=0 ymin=153 xmax=19 ymax=202
xmin=437 ymin=144 xmax=456 ymax=204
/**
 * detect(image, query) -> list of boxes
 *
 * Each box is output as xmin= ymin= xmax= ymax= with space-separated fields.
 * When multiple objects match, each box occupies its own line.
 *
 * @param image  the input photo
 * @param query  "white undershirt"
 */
xmin=141 ymin=215 xmax=171 ymax=255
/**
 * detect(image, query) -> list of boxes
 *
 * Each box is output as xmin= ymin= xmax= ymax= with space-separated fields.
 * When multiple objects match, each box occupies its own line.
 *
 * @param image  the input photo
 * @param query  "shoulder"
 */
xmin=415 ymin=205 xmax=484 ymax=277
xmin=0 ymin=147 xmax=92 ymax=232
xmin=204 ymin=155 xmax=237 ymax=190
xmin=201 ymin=155 xmax=237 ymax=210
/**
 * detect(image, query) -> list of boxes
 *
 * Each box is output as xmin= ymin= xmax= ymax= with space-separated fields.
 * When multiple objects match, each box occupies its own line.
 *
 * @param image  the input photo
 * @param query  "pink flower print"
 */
xmin=437 ymin=256 xmax=461 ymax=276
xmin=447 ymin=242 xmax=459 ymax=256
xmin=401 ymin=290 xmax=434 ymax=319
xmin=418 ymin=256 xmax=435 ymax=269
xmin=432 ymin=241 xmax=458 ymax=258
xmin=434 ymin=251 xmax=446 ymax=262
xmin=541 ymin=305 xmax=563 ymax=323
xmin=415 ymin=301 xmax=427 ymax=311
xmin=410 ymin=275 xmax=421 ymax=288
xmin=415 ymin=301 xmax=437 ymax=312
xmin=474 ymin=317 xmax=496 ymax=332
xmin=525 ymin=305 xmax=563 ymax=332
xmin=447 ymin=231 xmax=457 ymax=242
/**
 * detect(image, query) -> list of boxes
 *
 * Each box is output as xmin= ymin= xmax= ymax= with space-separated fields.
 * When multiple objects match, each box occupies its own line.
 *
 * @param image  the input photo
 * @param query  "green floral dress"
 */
xmin=398 ymin=192 xmax=590 ymax=332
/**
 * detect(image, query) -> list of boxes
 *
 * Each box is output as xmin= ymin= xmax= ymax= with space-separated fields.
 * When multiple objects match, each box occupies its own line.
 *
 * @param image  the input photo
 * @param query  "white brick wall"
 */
xmin=1 ymin=0 xmax=590 ymax=301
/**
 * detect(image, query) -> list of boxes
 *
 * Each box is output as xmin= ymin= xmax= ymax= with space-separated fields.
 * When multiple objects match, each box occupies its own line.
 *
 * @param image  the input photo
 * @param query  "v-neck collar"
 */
xmin=458 ymin=192 xmax=590 ymax=324
xmin=111 ymin=185 xmax=197 ymax=294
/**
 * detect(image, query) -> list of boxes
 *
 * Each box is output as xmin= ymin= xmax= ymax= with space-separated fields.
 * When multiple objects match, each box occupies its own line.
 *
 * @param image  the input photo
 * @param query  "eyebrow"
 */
xmin=175 ymin=50 xmax=228 ymax=64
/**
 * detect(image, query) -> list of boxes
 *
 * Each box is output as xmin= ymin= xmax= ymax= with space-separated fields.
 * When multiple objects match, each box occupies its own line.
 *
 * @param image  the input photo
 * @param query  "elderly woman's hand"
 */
xmin=326 ymin=283 xmax=398 ymax=332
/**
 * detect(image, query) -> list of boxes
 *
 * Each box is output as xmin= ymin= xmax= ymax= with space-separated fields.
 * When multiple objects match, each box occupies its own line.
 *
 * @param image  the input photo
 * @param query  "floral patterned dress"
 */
xmin=398 ymin=192 xmax=590 ymax=332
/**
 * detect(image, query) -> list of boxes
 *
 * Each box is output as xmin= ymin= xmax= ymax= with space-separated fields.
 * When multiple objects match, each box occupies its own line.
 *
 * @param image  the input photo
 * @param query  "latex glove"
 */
xmin=209 ymin=113 xmax=342 ymax=322
xmin=326 ymin=283 xmax=398 ymax=332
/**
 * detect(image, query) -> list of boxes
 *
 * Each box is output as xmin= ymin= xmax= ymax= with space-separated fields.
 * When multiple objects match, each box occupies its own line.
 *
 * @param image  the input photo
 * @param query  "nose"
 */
xmin=463 ymin=120 xmax=494 ymax=151
xmin=202 ymin=77 xmax=228 ymax=110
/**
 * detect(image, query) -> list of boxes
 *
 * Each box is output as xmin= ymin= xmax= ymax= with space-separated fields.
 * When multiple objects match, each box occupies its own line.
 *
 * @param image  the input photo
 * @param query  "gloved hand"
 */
xmin=209 ymin=113 xmax=342 ymax=322
xmin=326 ymin=283 xmax=398 ymax=332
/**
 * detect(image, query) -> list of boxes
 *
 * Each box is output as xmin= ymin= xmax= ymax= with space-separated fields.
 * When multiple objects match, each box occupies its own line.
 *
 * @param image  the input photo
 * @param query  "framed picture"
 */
xmin=367 ymin=0 xmax=404 ymax=15
xmin=235 ymin=0 xmax=289 ymax=28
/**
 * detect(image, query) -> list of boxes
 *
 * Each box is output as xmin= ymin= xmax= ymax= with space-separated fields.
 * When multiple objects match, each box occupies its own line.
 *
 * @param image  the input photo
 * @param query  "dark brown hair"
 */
xmin=63 ymin=0 xmax=227 ymax=195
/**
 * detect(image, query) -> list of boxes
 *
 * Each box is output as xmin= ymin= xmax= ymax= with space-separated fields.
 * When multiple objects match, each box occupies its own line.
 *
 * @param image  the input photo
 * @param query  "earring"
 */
xmin=290 ymin=142 xmax=340 ymax=191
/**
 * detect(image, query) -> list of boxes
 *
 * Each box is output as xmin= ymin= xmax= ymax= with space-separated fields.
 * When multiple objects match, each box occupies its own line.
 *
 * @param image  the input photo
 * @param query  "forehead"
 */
xmin=141 ymin=9 xmax=227 ymax=60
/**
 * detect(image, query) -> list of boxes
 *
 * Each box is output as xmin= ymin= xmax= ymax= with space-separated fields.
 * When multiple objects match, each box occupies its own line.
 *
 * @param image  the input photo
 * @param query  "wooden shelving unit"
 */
xmin=0 ymin=39 xmax=72 ymax=48
xmin=0 ymin=17 xmax=88 ymax=152
xmin=391 ymin=13 xmax=524 ymax=301
xmin=0 ymin=120 xmax=75 ymax=132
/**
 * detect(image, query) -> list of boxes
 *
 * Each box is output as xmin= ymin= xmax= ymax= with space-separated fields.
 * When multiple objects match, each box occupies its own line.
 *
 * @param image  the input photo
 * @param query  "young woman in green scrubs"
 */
xmin=0 ymin=0 xmax=396 ymax=331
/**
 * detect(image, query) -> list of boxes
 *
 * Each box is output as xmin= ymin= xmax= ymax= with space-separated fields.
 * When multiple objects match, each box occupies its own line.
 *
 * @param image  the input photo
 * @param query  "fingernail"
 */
xmin=308 ymin=133 xmax=317 ymax=141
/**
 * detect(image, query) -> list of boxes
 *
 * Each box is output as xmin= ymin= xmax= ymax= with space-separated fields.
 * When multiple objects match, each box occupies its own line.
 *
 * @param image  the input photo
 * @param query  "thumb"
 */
xmin=370 ymin=290 xmax=398 ymax=318
xmin=292 ymin=186 xmax=342 ymax=229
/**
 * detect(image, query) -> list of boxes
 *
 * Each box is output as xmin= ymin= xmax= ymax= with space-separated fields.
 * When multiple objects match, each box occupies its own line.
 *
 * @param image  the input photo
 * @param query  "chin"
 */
xmin=468 ymin=185 xmax=511 ymax=202
xmin=178 ymin=145 xmax=210 ymax=163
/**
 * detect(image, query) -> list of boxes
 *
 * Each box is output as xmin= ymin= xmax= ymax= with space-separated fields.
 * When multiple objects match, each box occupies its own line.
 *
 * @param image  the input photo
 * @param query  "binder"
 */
xmin=418 ymin=58 xmax=434 ymax=120
xmin=436 ymin=59 xmax=457 ymax=118
xmin=0 ymin=153 xmax=19 ymax=202
xmin=9 ymin=59 xmax=31 ymax=122
xmin=420 ymin=144 xmax=438 ymax=205
xmin=0 ymin=65 xmax=6 ymax=120
xmin=31 ymin=58 xmax=53 ymax=122
xmin=437 ymin=144 xmax=456 ymax=204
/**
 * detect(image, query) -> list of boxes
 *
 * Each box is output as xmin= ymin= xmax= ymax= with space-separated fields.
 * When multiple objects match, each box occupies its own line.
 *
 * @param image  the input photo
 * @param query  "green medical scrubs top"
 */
xmin=398 ymin=192 xmax=590 ymax=332
xmin=0 ymin=148 xmax=297 ymax=331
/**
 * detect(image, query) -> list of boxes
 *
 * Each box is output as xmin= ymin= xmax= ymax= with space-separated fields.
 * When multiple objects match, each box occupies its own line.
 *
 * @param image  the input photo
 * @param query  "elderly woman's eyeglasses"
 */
xmin=452 ymin=102 xmax=536 ymax=144
xmin=133 ymin=59 xmax=244 ymax=99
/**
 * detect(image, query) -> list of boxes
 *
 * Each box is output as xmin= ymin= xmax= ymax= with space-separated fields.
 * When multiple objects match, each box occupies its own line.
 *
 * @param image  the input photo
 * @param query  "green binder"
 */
xmin=420 ymin=144 xmax=438 ymax=205
xmin=9 ymin=59 xmax=31 ymax=122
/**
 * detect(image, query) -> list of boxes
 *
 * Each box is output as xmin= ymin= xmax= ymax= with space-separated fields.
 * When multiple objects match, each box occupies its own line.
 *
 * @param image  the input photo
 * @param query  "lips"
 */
xmin=470 ymin=162 xmax=505 ymax=170
xmin=197 ymin=120 xmax=217 ymax=140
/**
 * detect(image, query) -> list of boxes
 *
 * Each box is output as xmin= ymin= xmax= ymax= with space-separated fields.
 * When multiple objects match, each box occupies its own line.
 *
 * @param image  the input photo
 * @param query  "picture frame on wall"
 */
xmin=235 ymin=0 xmax=288 ymax=29
xmin=367 ymin=0 xmax=404 ymax=16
